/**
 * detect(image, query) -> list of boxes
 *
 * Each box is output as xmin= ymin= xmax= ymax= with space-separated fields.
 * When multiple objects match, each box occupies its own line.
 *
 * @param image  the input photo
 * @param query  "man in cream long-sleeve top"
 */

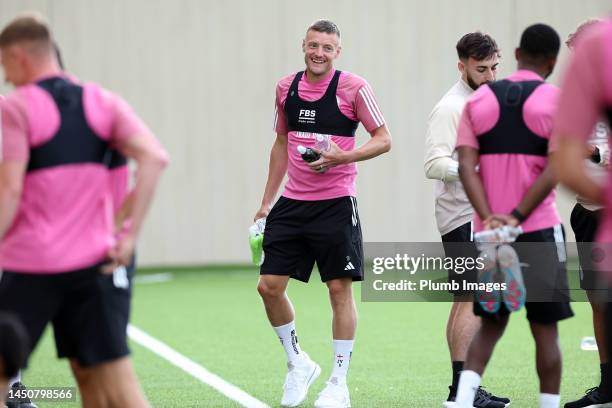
xmin=424 ymin=32 xmax=509 ymax=408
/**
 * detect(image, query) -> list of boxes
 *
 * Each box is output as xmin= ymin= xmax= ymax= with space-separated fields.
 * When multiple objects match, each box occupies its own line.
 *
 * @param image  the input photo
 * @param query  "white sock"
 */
xmin=539 ymin=393 xmax=560 ymax=408
xmin=455 ymin=370 xmax=481 ymax=408
xmin=273 ymin=321 xmax=303 ymax=363
xmin=9 ymin=371 xmax=21 ymax=386
xmin=330 ymin=340 xmax=353 ymax=381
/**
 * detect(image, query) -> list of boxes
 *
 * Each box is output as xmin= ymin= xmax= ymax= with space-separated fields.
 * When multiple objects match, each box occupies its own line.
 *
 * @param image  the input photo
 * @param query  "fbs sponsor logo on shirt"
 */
xmin=298 ymin=109 xmax=316 ymax=124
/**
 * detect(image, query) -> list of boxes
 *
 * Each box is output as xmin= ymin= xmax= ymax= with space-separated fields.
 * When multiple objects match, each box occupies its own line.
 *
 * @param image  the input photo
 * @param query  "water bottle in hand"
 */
xmin=297 ymin=145 xmax=320 ymax=163
xmin=314 ymin=134 xmax=331 ymax=152
xmin=249 ymin=218 xmax=266 ymax=266
xmin=474 ymin=226 xmax=522 ymax=251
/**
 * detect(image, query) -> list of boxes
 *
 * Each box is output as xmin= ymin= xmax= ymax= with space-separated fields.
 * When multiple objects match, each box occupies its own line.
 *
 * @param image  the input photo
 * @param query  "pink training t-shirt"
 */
xmin=0 ymin=75 xmax=150 ymax=273
xmin=553 ymin=19 xmax=612 ymax=242
xmin=109 ymin=165 xmax=129 ymax=213
xmin=274 ymin=69 xmax=385 ymax=201
xmin=457 ymin=70 xmax=561 ymax=233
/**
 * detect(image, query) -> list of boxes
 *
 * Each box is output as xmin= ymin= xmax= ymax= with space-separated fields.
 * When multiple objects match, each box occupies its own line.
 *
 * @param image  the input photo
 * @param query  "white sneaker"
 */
xmin=314 ymin=377 xmax=351 ymax=408
xmin=281 ymin=352 xmax=321 ymax=407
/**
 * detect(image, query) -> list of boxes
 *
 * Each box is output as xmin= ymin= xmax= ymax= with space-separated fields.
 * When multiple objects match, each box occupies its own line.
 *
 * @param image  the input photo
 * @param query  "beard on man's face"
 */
xmin=466 ymin=72 xmax=491 ymax=91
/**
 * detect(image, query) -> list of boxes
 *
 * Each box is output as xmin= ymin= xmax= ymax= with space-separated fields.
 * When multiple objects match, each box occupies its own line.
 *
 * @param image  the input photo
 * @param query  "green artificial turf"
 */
xmin=22 ymin=265 xmax=598 ymax=407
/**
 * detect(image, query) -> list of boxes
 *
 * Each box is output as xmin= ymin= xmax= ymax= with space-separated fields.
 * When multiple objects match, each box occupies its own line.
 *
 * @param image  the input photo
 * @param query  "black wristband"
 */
xmin=511 ymin=208 xmax=527 ymax=223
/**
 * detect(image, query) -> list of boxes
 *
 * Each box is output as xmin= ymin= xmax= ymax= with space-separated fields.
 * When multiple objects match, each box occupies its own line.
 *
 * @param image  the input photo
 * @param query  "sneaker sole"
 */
xmin=497 ymin=245 xmax=525 ymax=312
xmin=476 ymin=269 xmax=501 ymax=314
xmin=442 ymin=401 xmax=510 ymax=408
xmin=580 ymin=403 xmax=612 ymax=408
xmin=281 ymin=363 xmax=321 ymax=407
xmin=314 ymin=398 xmax=351 ymax=408
xmin=442 ymin=401 xmax=478 ymax=408
xmin=476 ymin=247 xmax=501 ymax=314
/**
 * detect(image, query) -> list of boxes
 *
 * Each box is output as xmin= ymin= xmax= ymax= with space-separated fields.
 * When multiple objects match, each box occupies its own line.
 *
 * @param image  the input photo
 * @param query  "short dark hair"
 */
xmin=519 ymin=23 xmax=560 ymax=61
xmin=0 ymin=14 xmax=51 ymax=48
xmin=54 ymin=42 xmax=64 ymax=69
xmin=456 ymin=32 xmax=499 ymax=61
xmin=0 ymin=312 xmax=29 ymax=378
xmin=307 ymin=19 xmax=340 ymax=38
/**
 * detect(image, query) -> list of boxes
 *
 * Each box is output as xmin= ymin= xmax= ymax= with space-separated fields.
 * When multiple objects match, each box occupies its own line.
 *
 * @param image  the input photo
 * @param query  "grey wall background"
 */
xmin=0 ymin=0 xmax=609 ymax=265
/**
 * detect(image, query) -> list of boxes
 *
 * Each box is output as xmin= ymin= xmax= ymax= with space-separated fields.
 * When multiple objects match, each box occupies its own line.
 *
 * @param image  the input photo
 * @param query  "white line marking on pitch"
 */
xmin=127 ymin=324 xmax=270 ymax=408
xmin=134 ymin=273 xmax=174 ymax=285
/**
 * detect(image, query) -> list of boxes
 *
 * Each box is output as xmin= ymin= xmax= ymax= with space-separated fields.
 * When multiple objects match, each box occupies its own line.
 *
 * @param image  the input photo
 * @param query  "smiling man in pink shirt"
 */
xmin=0 ymin=14 xmax=168 ymax=408
xmin=254 ymin=20 xmax=391 ymax=408
xmin=454 ymin=24 xmax=573 ymax=408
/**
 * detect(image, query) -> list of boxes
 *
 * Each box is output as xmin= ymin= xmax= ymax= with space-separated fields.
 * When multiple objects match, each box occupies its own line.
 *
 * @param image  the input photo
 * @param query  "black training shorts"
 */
xmin=261 ymin=196 xmax=363 ymax=283
xmin=0 ymin=258 xmax=135 ymax=367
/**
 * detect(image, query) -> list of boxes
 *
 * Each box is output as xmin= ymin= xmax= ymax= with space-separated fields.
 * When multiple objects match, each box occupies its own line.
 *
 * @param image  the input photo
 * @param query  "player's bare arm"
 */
xmin=512 ymin=163 xmax=558 ymax=222
xmin=107 ymin=131 xmax=168 ymax=268
xmin=457 ymin=146 xmax=493 ymax=225
xmin=254 ymin=133 xmax=288 ymax=220
xmin=114 ymin=190 xmax=135 ymax=233
xmin=308 ymin=125 xmax=391 ymax=173
xmin=484 ymin=165 xmax=558 ymax=228
xmin=0 ymin=161 xmax=26 ymax=239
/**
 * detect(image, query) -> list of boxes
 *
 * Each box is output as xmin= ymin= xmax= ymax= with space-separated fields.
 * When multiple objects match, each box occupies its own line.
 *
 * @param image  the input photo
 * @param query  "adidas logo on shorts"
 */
xmin=344 ymin=262 xmax=355 ymax=271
